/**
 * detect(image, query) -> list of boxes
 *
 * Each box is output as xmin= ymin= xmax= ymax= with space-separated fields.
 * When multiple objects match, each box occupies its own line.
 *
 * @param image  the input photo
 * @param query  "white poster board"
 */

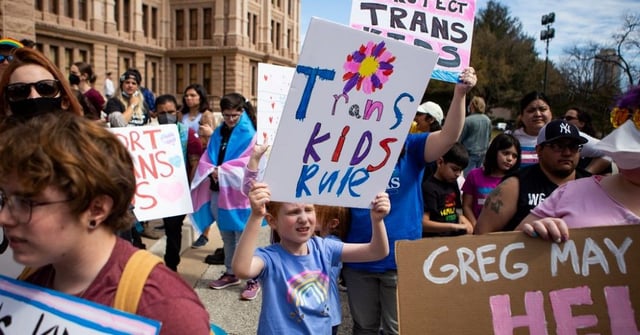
xmin=110 ymin=125 xmax=193 ymax=221
xmin=257 ymin=63 xmax=295 ymax=145
xmin=262 ymin=18 xmax=438 ymax=208
xmin=0 ymin=275 xmax=160 ymax=334
xmin=350 ymin=0 xmax=476 ymax=83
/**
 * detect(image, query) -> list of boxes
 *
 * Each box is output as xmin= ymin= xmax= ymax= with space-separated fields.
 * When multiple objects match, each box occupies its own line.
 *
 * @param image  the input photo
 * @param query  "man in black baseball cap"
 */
xmin=475 ymin=119 xmax=591 ymax=233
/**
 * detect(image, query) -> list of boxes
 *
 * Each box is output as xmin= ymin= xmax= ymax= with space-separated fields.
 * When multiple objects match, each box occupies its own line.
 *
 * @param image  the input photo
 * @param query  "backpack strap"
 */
xmin=17 ymin=267 xmax=37 ymax=280
xmin=113 ymin=249 xmax=162 ymax=313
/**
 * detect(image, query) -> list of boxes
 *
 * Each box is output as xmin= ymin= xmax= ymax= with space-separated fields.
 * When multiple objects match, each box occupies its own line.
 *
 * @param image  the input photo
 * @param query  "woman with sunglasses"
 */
xmin=0 ymin=112 xmax=211 ymax=334
xmin=516 ymin=85 xmax=640 ymax=241
xmin=563 ymin=106 xmax=596 ymax=137
xmin=0 ymin=47 xmax=83 ymax=121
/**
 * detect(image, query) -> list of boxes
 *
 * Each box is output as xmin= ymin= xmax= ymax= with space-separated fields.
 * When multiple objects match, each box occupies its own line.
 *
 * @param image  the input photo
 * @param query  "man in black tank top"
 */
xmin=474 ymin=120 xmax=592 ymax=233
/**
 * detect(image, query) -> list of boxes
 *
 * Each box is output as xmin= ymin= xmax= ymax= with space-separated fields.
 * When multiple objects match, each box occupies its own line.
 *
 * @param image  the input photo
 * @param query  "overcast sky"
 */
xmin=300 ymin=0 xmax=640 ymax=64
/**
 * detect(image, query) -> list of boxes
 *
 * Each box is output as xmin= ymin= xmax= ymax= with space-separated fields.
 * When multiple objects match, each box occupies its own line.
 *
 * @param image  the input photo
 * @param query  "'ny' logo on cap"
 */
xmin=560 ymin=123 xmax=572 ymax=134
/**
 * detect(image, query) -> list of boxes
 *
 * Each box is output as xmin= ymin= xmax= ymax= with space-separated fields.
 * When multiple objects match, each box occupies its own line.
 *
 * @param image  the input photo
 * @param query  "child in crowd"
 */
xmin=422 ymin=143 xmax=472 ymax=237
xmin=462 ymin=133 xmax=521 ymax=226
xmin=314 ymin=205 xmax=350 ymax=335
xmin=234 ymin=143 xmax=390 ymax=333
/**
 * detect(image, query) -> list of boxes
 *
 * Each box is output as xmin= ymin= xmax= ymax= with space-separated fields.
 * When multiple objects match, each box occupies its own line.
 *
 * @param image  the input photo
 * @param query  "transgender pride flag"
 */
xmin=189 ymin=112 xmax=256 ymax=235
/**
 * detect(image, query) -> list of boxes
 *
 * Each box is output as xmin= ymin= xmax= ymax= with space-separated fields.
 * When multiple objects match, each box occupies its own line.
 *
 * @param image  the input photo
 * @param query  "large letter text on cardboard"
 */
xmin=350 ymin=0 xmax=476 ymax=83
xmin=396 ymin=225 xmax=639 ymax=334
xmin=263 ymin=18 xmax=438 ymax=208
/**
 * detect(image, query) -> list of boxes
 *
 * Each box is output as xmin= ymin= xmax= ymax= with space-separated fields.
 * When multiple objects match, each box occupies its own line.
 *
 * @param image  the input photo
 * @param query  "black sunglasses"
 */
xmin=5 ymin=80 xmax=61 ymax=102
xmin=0 ymin=54 xmax=14 ymax=63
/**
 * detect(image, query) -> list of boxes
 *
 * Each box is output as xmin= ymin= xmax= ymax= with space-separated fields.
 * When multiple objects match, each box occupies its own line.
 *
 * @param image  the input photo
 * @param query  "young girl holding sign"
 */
xmin=233 ymin=145 xmax=390 ymax=334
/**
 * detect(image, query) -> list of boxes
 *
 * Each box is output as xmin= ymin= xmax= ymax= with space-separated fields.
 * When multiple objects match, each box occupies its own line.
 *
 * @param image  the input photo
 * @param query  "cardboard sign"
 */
xmin=262 ymin=18 xmax=438 ymax=208
xmin=0 ymin=275 xmax=160 ymax=334
xmin=350 ymin=0 xmax=476 ymax=83
xmin=110 ymin=125 xmax=193 ymax=221
xmin=396 ymin=225 xmax=640 ymax=334
xmin=257 ymin=63 xmax=295 ymax=145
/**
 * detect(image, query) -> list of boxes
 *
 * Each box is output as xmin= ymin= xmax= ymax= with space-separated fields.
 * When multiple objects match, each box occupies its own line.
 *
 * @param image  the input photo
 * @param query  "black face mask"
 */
xmin=158 ymin=113 xmax=177 ymax=125
xmin=68 ymin=74 xmax=80 ymax=86
xmin=8 ymin=97 xmax=64 ymax=121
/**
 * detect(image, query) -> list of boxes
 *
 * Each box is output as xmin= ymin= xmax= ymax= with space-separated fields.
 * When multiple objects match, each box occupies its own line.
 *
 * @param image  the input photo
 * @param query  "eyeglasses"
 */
xmin=0 ymin=190 xmax=71 ymax=225
xmin=563 ymin=115 xmax=577 ymax=121
xmin=610 ymin=107 xmax=640 ymax=129
xmin=222 ymin=113 xmax=242 ymax=120
xmin=0 ymin=54 xmax=14 ymax=63
xmin=5 ymin=80 xmax=61 ymax=102
xmin=543 ymin=141 xmax=583 ymax=153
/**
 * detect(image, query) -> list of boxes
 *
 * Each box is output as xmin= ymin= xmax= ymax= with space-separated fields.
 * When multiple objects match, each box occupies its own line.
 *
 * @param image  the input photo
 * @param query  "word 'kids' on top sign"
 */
xmin=396 ymin=225 xmax=640 ymax=334
xmin=350 ymin=0 xmax=476 ymax=83
xmin=262 ymin=18 xmax=439 ymax=208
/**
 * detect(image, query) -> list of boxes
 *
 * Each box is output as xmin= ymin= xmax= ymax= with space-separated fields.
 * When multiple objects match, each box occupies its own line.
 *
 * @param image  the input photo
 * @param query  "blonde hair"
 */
xmin=470 ymin=96 xmax=486 ymax=114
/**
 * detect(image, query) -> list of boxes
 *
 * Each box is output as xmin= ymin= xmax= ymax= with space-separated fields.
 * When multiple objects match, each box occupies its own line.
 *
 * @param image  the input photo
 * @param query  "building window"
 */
xmin=270 ymin=20 xmax=274 ymax=45
xmin=50 ymin=0 xmax=59 ymax=14
xmin=203 ymin=63 xmax=211 ymax=94
xmin=123 ymin=0 xmax=131 ymax=32
xmin=275 ymin=22 xmax=281 ymax=49
xmin=79 ymin=50 xmax=88 ymax=62
xmin=152 ymin=7 xmax=158 ymax=39
xmin=63 ymin=0 xmax=72 ymax=18
xmin=114 ymin=0 xmax=119 ymax=30
xmin=189 ymin=9 xmax=198 ymax=40
xmin=64 ymin=48 xmax=73 ymax=73
xmin=288 ymin=0 xmax=292 ymax=16
xmin=35 ymin=0 xmax=44 ymax=11
xmin=287 ymin=28 xmax=292 ymax=50
xmin=49 ymin=46 xmax=59 ymax=67
xmin=176 ymin=10 xmax=184 ymax=41
xmin=250 ymin=60 xmax=258 ymax=97
xmin=142 ymin=4 xmax=148 ymax=37
xmin=189 ymin=63 xmax=197 ymax=85
xmin=248 ymin=13 xmax=257 ymax=45
xmin=78 ymin=0 xmax=87 ymax=20
xmin=176 ymin=64 xmax=184 ymax=93
xmin=203 ymin=8 xmax=212 ymax=40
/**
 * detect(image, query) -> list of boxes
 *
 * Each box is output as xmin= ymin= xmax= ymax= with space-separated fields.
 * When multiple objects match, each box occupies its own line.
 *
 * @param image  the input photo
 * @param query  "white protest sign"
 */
xmin=257 ymin=63 xmax=295 ymax=145
xmin=350 ymin=0 xmax=476 ymax=83
xmin=110 ymin=125 xmax=192 ymax=221
xmin=262 ymin=18 xmax=438 ymax=208
xmin=0 ymin=275 xmax=160 ymax=334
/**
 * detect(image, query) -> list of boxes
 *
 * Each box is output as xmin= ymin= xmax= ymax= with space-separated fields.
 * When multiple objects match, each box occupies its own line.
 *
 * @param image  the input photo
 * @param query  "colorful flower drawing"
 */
xmin=342 ymin=41 xmax=395 ymax=95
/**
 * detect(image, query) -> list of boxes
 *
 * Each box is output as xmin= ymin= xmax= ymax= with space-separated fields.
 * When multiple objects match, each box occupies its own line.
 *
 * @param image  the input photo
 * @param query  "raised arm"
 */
xmin=474 ymin=177 xmax=519 ymax=234
xmin=232 ymin=182 xmax=268 ymax=279
xmin=424 ymin=68 xmax=477 ymax=162
xmin=341 ymin=192 xmax=390 ymax=263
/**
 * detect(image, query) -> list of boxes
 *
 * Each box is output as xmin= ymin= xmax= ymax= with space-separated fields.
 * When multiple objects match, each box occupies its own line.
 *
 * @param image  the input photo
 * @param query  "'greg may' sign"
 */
xmin=396 ymin=225 xmax=639 ymax=334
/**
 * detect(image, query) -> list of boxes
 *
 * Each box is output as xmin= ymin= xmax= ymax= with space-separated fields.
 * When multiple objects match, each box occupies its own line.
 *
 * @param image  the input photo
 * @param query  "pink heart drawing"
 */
xmin=269 ymin=116 xmax=274 ymax=123
xmin=271 ymin=101 xmax=276 ymax=110
xmin=157 ymin=181 xmax=186 ymax=202
xmin=263 ymin=75 xmax=268 ymax=81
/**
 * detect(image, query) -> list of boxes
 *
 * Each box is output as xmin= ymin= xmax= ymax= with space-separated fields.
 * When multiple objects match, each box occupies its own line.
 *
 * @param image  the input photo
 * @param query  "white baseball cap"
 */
xmin=416 ymin=101 xmax=444 ymax=125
